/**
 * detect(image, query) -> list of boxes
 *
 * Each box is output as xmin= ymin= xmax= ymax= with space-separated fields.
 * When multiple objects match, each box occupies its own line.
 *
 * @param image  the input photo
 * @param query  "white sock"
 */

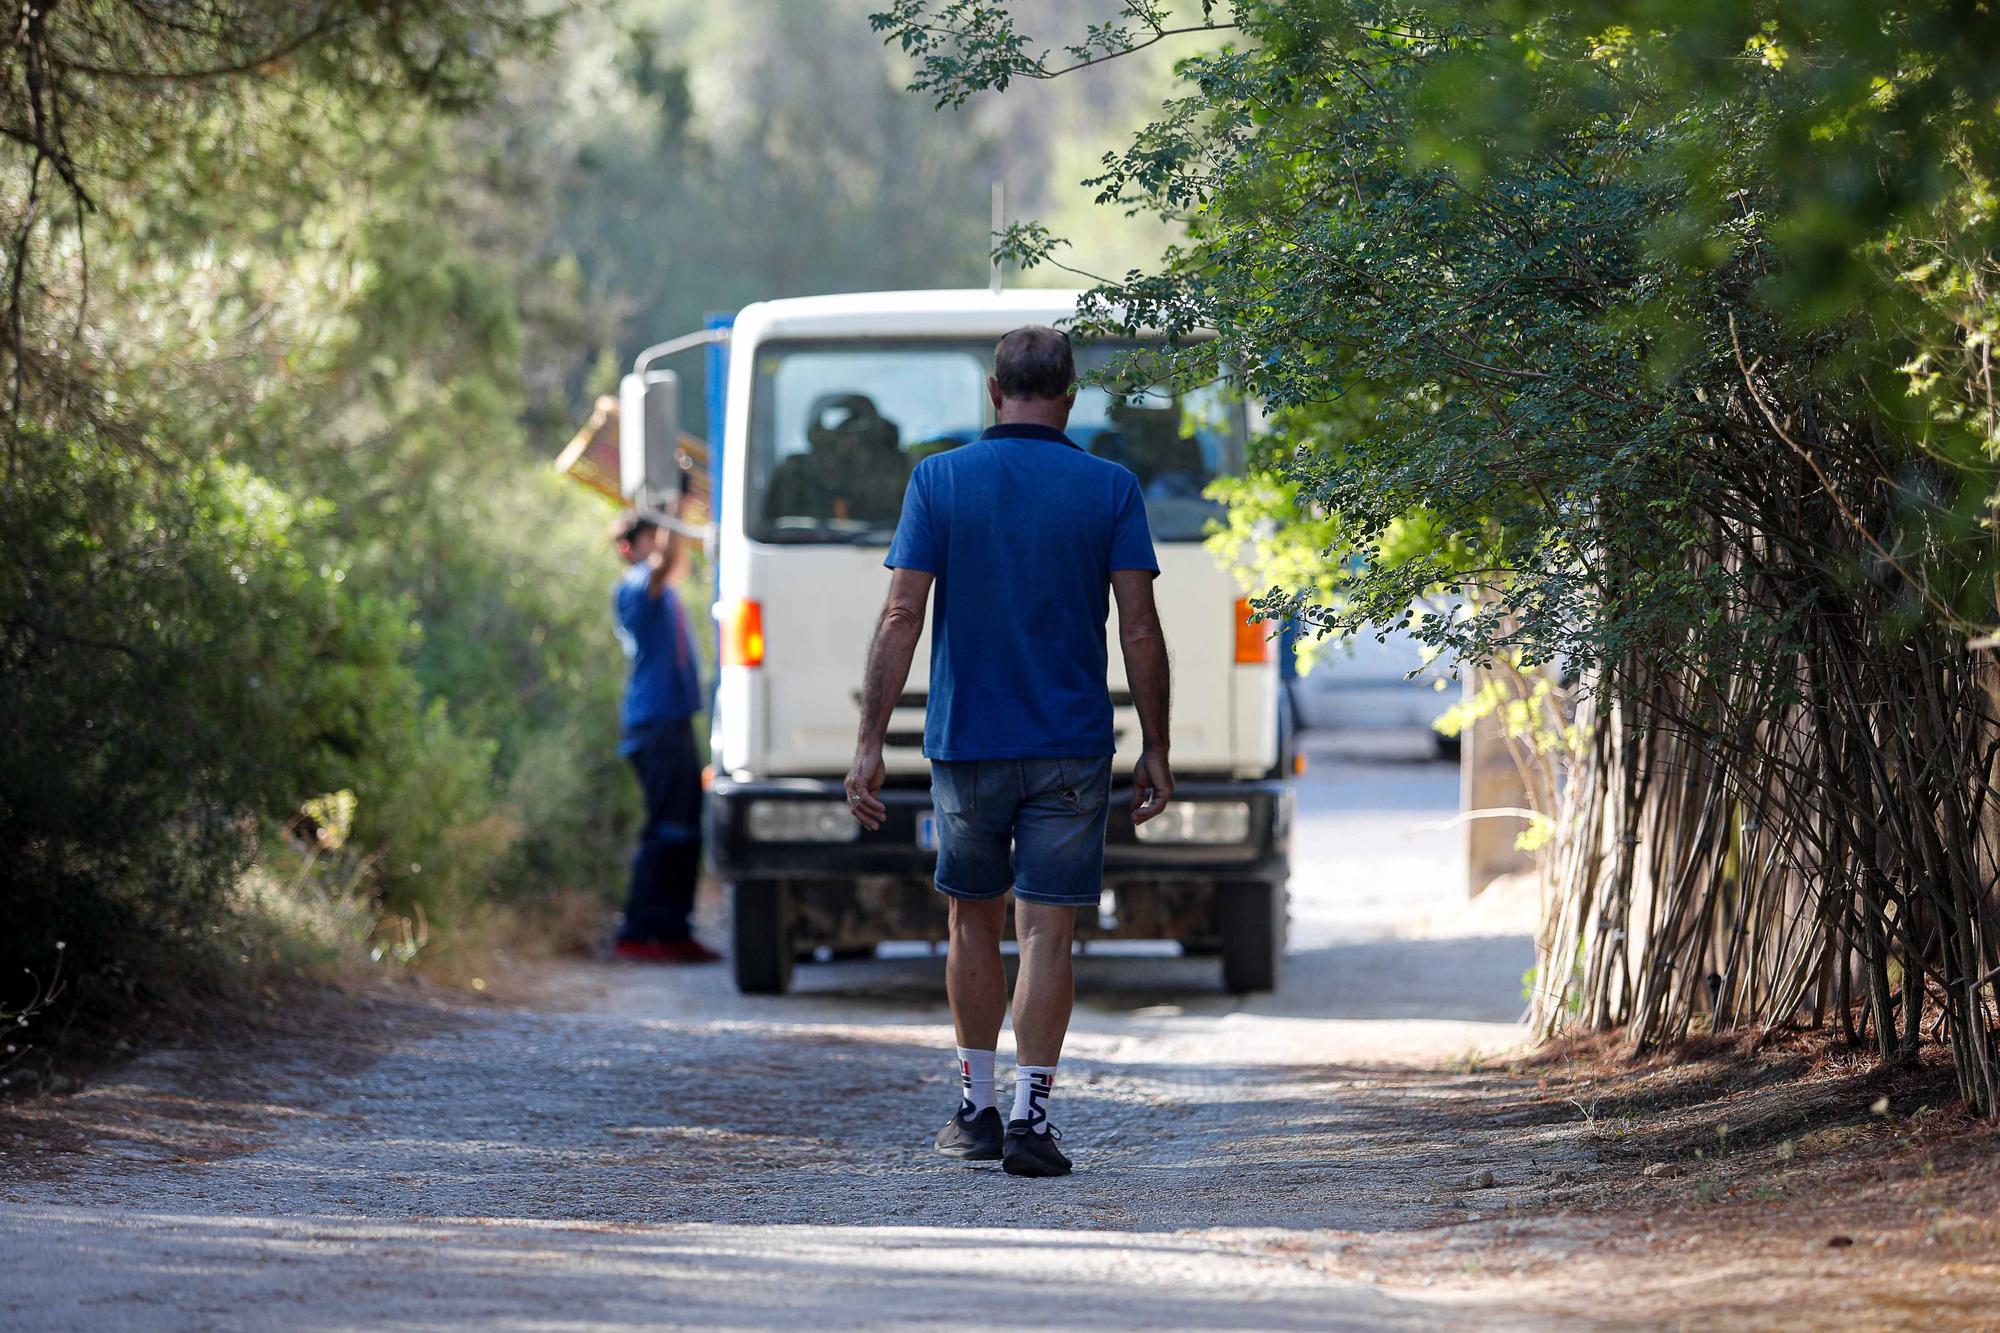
xmin=956 ymin=1047 xmax=996 ymax=1115
xmin=1012 ymin=1065 xmax=1057 ymax=1133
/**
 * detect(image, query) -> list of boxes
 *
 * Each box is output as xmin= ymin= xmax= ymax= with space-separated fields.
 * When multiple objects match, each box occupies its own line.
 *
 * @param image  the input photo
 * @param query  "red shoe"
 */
xmin=611 ymin=939 xmax=677 ymax=964
xmin=611 ymin=938 xmax=722 ymax=965
xmin=663 ymin=938 xmax=723 ymax=964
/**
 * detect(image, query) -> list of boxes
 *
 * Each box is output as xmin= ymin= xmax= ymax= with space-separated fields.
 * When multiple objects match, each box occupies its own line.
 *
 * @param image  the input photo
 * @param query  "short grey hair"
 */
xmin=992 ymin=326 xmax=1075 ymax=401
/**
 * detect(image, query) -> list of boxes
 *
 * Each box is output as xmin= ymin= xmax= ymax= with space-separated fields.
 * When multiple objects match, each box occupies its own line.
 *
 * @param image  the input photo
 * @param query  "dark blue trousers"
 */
xmin=620 ymin=718 xmax=703 ymax=943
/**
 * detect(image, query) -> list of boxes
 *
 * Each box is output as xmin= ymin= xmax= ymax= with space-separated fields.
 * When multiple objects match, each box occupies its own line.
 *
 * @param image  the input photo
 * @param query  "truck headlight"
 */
xmin=745 ymin=800 xmax=860 ymax=843
xmin=1133 ymin=801 xmax=1252 ymax=844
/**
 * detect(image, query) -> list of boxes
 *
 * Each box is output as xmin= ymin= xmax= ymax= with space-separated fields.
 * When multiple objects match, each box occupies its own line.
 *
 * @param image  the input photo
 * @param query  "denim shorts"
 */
xmin=931 ymin=756 xmax=1114 ymax=909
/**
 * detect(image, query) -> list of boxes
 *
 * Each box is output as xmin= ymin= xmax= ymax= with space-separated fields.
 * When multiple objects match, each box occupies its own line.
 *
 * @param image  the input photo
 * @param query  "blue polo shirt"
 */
xmin=614 ymin=564 xmax=702 ymax=744
xmin=885 ymin=422 xmax=1158 ymax=760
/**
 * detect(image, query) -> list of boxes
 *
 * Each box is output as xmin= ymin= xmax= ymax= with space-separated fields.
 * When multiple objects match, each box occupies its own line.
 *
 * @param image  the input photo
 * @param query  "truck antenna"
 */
xmin=989 ymin=179 xmax=1005 ymax=296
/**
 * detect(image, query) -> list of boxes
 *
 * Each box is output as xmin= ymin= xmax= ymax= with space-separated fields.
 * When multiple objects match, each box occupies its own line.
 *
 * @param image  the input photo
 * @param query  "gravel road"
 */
xmin=2 ymin=737 xmax=1584 ymax=1331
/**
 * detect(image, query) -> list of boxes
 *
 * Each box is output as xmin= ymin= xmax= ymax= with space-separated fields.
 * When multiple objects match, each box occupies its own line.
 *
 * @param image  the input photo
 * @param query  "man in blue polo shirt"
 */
xmin=611 ymin=500 xmax=720 ymax=964
xmin=844 ymin=326 xmax=1175 ymax=1177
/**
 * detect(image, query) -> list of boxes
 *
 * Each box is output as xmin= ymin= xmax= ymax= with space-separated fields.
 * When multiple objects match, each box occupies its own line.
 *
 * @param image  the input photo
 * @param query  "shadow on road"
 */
xmin=0 ymin=1206 xmax=1507 ymax=1330
xmin=768 ymin=930 xmax=1532 ymax=1027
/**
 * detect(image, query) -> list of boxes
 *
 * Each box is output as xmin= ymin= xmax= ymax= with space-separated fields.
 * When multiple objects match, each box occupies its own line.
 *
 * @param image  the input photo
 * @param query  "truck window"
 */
xmin=746 ymin=338 xmax=1245 ymax=545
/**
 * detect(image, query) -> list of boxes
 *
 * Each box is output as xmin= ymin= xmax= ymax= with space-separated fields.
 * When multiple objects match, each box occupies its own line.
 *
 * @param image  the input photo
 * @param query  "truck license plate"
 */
xmin=916 ymin=811 xmax=938 ymax=851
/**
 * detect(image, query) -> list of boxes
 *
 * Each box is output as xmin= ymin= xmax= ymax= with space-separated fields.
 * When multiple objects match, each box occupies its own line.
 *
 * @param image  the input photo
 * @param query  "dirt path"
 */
xmin=4 ymin=742 xmax=1995 ymax=1330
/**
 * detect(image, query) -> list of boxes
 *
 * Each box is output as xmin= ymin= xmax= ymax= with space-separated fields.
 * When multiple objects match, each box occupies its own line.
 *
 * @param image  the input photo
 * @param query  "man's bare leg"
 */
xmin=1011 ymin=902 xmax=1076 ymax=1067
xmin=946 ymin=896 xmax=1008 ymax=1051
xmin=933 ymin=896 xmax=1010 ymax=1160
xmin=1004 ymin=901 xmax=1076 ymax=1174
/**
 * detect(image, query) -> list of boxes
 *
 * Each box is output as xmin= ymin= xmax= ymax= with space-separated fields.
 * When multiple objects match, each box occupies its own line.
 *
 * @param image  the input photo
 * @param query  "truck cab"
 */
xmin=623 ymin=289 xmax=1290 ymax=993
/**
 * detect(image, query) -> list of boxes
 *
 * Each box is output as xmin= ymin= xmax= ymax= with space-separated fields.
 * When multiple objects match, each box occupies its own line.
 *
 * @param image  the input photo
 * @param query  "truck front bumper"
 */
xmin=709 ymin=774 xmax=1292 ymax=886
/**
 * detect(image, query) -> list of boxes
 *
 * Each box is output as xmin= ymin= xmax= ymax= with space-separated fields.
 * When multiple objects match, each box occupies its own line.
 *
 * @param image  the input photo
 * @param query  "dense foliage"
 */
xmin=0 ymin=5 xmax=630 ymax=1039
xmin=878 ymin=1 xmax=2000 ymax=1108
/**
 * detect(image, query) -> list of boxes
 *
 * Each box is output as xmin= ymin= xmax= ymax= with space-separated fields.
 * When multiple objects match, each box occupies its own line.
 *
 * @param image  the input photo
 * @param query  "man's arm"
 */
xmin=1112 ymin=568 xmax=1174 ymax=824
xmin=645 ymin=492 xmax=706 ymax=598
xmin=844 ymin=567 xmax=934 ymax=830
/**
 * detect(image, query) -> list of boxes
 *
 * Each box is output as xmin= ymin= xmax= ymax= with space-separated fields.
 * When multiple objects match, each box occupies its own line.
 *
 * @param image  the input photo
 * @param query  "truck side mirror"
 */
xmin=619 ymin=368 xmax=682 ymax=508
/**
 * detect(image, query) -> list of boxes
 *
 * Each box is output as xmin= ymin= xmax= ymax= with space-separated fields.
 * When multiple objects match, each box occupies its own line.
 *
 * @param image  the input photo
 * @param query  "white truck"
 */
xmin=620 ymin=289 xmax=1292 ymax=994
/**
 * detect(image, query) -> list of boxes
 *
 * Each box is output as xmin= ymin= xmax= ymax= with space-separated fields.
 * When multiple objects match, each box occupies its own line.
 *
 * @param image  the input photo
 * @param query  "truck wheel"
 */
xmin=731 ymin=880 xmax=793 ymax=995
xmin=1220 ymin=880 xmax=1284 ymax=994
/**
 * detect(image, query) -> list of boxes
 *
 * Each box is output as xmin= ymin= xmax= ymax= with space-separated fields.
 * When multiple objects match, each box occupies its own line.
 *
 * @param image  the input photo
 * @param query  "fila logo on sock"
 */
xmin=956 ymin=1047 xmax=998 ymax=1115
xmin=1024 ymin=1070 xmax=1053 ymax=1130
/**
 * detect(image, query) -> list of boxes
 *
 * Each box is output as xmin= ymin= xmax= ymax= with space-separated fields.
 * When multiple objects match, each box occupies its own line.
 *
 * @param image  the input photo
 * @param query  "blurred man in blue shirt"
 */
xmin=611 ymin=500 xmax=720 ymax=964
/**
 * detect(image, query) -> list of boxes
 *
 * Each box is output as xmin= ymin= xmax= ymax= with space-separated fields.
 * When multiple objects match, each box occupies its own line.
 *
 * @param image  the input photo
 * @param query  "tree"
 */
xmin=0 ymin=2 xmax=563 ymax=420
xmin=0 ymin=3 xmax=612 ymax=1048
xmin=875 ymin=0 xmax=2000 ymax=1109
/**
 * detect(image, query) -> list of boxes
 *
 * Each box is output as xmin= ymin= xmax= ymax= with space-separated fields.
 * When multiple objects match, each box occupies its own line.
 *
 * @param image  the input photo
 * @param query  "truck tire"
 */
xmin=1220 ymin=880 xmax=1284 ymax=994
xmin=731 ymin=880 xmax=793 ymax=995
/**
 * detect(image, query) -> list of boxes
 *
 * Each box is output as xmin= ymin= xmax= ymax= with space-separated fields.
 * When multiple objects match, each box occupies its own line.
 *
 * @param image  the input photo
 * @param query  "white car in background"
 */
xmin=1288 ymin=613 xmax=1460 ymax=760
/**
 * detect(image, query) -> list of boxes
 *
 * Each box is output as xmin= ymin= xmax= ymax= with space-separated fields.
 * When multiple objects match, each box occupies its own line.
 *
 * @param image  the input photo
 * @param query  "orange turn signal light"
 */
xmin=721 ymin=598 xmax=765 ymax=667
xmin=1234 ymin=598 xmax=1274 ymax=664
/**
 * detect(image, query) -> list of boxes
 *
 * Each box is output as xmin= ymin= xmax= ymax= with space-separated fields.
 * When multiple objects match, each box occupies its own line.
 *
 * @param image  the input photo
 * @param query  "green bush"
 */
xmin=0 ymin=1 xmax=649 ymax=1065
xmin=0 ymin=434 xmax=425 ymax=1016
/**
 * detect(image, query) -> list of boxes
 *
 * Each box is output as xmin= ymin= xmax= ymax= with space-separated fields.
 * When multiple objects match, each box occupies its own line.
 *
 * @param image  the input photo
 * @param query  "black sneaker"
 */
xmin=934 ymin=1104 xmax=1004 ymax=1161
xmin=1002 ymin=1119 xmax=1072 ymax=1177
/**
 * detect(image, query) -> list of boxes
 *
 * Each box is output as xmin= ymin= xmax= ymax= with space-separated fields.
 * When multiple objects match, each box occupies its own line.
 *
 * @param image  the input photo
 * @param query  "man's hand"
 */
xmin=844 ymin=747 xmax=888 ymax=830
xmin=1113 ymin=569 xmax=1172 ymax=824
xmin=1130 ymin=747 xmax=1174 ymax=825
xmin=848 ymin=569 xmax=932 ymax=830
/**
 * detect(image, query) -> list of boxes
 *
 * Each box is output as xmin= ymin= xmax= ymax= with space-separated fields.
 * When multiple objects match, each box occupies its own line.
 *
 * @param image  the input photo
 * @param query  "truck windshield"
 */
xmin=745 ymin=338 xmax=1245 ymax=545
